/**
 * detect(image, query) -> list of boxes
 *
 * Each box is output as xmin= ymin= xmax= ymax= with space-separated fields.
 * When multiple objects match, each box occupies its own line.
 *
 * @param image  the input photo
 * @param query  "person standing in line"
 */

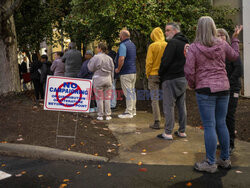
xmin=40 ymin=54 xmax=52 ymax=96
xmin=30 ymin=53 xmax=43 ymax=103
xmin=115 ymin=29 xmax=137 ymax=119
xmin=108 ymin=49 xmax=118 ymax=111
xmin=88 ymin=43 xmax=114 ymax=121
xmin=146 ymin=27 xmax=167 ymax=129
xmin=184 ymin=16 xmax=242 ymax=173
xmin=77 ymin=50 xmax=97 ymax=113
xmin=217 ymin=28 xmax=243 ymax=154
xmin=20 ymin=57 xmax=28 ymax=91
xmin=158 ymin=22 xmax=189 ymax=140
xmin=50 ymin=51 xmax=65 ymax=76
xmin=62 ymin=42 xmax=82 ymax=78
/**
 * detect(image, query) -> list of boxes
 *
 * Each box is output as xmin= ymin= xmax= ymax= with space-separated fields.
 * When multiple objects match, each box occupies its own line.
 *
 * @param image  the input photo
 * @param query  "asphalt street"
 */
xmin=0 ymin=156 xmax=250 ymax=188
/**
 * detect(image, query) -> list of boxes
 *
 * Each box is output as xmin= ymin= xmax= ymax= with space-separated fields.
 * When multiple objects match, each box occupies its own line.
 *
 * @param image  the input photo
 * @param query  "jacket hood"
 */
xmin=150 ymin=27 xmax=165 ymax=42
xmin=194 ymin=38 xmax=224 ymax=60
xmin=173 ymin=32 xmax=189 ymax=43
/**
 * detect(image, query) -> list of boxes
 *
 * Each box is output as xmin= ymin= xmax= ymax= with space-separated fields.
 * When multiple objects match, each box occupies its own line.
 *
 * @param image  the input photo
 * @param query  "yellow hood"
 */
xmin=150 ymin=27 xmax=165 ymax=42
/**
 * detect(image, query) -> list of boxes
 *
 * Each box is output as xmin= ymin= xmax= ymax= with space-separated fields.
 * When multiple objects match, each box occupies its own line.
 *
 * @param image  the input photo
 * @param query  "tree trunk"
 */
xmin=0 ymin=0 xmax=22 ymax=94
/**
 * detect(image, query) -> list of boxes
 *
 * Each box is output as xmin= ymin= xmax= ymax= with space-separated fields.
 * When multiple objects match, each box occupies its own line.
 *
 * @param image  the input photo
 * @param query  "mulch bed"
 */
xmin=0 ymin=89 xmax=249 ymax=160
xmin=0 ymin=91 xmax=119 ymax=159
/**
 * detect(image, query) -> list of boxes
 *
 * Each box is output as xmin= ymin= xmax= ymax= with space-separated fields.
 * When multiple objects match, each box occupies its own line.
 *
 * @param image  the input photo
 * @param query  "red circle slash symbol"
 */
xmin=56 ymin=82 xmax=82 ymax=107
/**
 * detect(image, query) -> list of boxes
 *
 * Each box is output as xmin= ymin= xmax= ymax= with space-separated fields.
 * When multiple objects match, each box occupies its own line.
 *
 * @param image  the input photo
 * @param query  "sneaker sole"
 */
xmin=194 ymin=166 xmax=218 ymax=173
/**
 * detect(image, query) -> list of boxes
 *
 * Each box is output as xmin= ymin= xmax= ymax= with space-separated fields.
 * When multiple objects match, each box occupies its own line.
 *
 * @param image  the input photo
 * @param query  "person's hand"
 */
xmin=115 ymin=68 xmax=120 ymax=74
xmin=232 ymin=25 xmax=243 ymax=38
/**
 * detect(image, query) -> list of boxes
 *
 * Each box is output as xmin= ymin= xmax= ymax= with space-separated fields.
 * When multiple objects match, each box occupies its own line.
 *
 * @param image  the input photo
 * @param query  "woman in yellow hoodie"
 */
xmin=146 ymin=27 xmax=167 ymax=129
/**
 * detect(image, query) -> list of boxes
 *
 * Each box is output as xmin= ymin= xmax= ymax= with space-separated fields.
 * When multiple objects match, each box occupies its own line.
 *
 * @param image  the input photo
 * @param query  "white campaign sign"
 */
xmin=44 ymin=76 xmax=92 ymax=112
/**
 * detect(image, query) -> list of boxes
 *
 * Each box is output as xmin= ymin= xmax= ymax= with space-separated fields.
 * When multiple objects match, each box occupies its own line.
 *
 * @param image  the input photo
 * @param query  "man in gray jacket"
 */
xmin=88 ymin=42 xmax=114 ymax=121
xmin=62 ymin=42 xmax=82 ymax=77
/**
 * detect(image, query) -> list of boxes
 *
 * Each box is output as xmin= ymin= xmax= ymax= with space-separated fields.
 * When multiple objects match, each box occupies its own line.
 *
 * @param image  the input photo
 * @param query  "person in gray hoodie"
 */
xmin=88 ymin=42 xmax=114 ymax=121
xmin=62 ymin=42 xmax=82 ymax=77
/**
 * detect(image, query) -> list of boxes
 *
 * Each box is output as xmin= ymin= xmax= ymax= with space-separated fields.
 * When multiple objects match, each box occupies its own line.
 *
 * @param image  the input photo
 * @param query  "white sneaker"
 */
xmin=97 ymin=116 xmax=103 ymax=121
xmin=106 ymin=116 xmax=112 ymax=121
xmin=118 ymin=113 xmax=133 ymax=119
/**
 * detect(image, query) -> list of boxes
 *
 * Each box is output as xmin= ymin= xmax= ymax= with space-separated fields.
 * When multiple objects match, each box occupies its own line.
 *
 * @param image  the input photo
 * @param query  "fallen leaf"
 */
xmin=142 ymin=149 xmax=146 ymax=152
xmin=107 ymin=173 xmax=112 ymax=176
xmin=103 ymin=128 xmax=109 ymax=131
xmin=107 ymin=149 xmax=112 ymax=153
xmin=236 ymin=170 xmax=243 ymax=174
xmin=186 ymin=182 xmax=192 ymax=187
xmin=138 ymin=162 xmax=142 ymax=166
xmin=90 ymin=120 xmax=97 ymax=125
xmin=38 ymin=174 xmax=43 ymax=178
xmin=21 ymin=171 xmax=26 ymax=174
xmin=59 ymin=184 xmax=67 ymax=188
xmin=97 ymin=165 xmax=101 ymax=169
xmin=76 ymin=171 xmax=81 ymax=175
xmin=63 ymin=179 xmax=70 ymax=182
xmin=71 ymin=144 xmax=76 ymax=147
xmin=139 ymin=168 xmax=147 ymax=172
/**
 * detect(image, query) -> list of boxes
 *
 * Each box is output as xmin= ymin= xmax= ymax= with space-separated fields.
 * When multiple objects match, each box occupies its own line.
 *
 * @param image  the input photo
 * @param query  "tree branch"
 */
xmin=2 ymin=0 xmax=23 ymax=21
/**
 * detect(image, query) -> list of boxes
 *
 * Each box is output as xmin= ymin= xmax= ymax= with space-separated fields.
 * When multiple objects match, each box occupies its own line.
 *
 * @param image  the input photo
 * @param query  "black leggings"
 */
xmin=32 ymin=79 xmax=44 ymax=100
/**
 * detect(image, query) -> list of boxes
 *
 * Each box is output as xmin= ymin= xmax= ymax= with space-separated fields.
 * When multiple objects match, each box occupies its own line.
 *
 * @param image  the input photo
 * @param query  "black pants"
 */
xmin=226 ymin=92 xmax=239 ymax=148
xmin=32 ymin=79 xmax=44 ymax=100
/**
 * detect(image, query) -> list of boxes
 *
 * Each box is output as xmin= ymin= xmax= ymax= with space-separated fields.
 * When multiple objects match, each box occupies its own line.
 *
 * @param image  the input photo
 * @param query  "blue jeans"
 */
xmin=196 ymin=93 xmax=230 ymax=164
xmin=110 ymin=79 xmax=117 ymax=108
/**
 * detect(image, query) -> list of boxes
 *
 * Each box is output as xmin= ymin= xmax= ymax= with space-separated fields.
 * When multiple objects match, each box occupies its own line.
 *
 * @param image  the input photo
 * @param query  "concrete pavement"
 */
xmin=108 ymin=110 xmax=250 ymax=167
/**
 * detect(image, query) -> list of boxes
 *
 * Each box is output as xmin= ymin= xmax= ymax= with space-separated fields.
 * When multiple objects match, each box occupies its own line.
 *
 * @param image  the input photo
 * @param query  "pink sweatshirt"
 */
xmin=184 ymin=38 xmax=239 ymax=93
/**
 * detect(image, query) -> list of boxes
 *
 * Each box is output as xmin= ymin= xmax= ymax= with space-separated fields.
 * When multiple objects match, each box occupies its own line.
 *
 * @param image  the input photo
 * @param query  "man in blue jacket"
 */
xmin=115 ymin=29 xmax=137 ymax=118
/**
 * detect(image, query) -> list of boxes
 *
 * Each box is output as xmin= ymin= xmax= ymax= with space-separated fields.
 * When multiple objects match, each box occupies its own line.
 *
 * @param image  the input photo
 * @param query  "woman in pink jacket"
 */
xmin=184 ymin=16 xmax=242 ymax=173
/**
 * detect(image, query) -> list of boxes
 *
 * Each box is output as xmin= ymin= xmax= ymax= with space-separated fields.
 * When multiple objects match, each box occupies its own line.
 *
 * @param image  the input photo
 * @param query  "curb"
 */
xmin=0 ymin=143 xmax=108 ymax=162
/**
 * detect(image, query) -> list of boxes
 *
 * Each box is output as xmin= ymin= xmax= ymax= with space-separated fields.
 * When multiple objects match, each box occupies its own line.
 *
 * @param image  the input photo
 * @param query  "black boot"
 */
xmin=149 ymin=121 xmax=160 ymax=129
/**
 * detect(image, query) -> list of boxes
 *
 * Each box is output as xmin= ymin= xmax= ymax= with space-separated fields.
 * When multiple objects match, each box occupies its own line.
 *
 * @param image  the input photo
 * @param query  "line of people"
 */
xmin=146 ymin=17 xmax=242 ymax=173
xmin=28 ymin=16 xmax=242 ymax=173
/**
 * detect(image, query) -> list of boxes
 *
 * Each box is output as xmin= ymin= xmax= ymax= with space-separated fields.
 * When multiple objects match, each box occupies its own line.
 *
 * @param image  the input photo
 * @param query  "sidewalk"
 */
xmin=107 ymin=110 xmax=250 ymax=167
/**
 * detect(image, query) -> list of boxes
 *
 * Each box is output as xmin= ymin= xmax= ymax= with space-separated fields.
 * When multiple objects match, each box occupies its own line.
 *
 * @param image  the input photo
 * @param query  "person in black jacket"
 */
xmin=30 ymin=53 xmax=43 ymax=102
xmin=157 ymin=22 xmax=189 ymax=140
xmin=40 ymin=55 xmax=52 ymax=97
xmin=217 ymin=28 xmax=243 ymax=153
xmin=20 ymin=57 xmax=28 ymax=91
